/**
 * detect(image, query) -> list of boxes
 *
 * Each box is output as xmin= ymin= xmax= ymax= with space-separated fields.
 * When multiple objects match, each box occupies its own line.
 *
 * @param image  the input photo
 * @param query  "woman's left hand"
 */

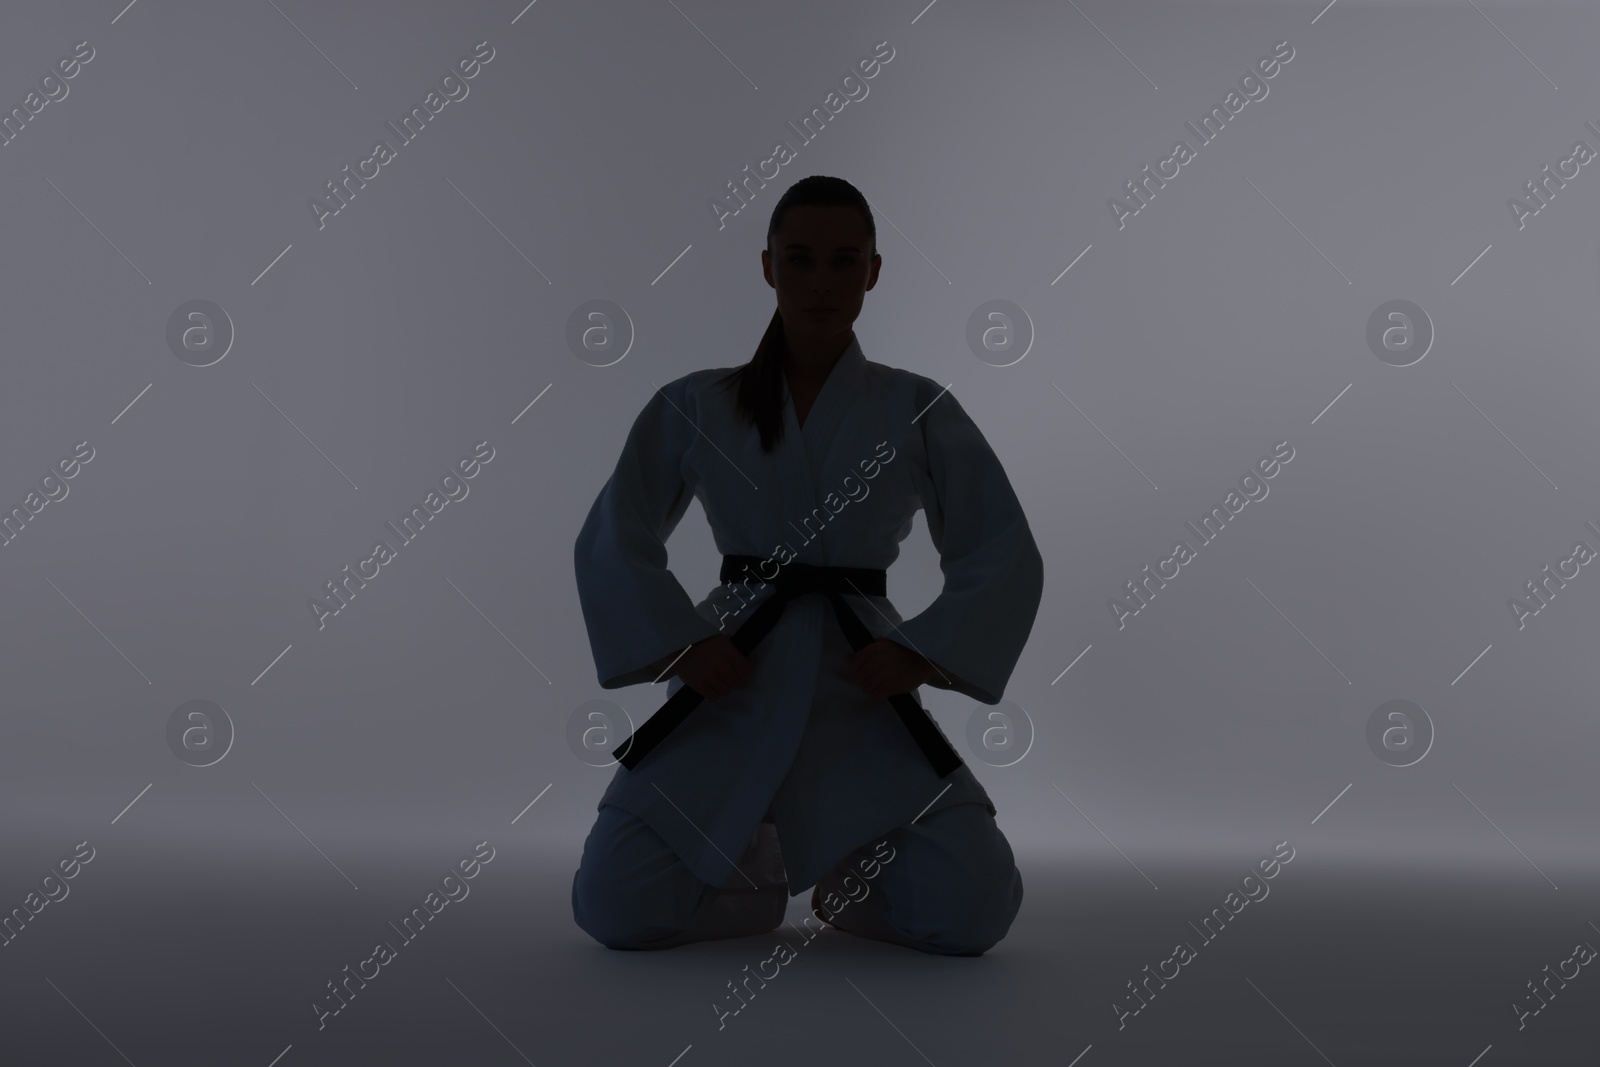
xmin=847 ymin=639 xmax=937 ymax=700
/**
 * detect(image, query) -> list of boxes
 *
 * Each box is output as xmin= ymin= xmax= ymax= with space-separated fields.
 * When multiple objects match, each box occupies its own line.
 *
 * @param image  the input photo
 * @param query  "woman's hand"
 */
xmin=671 ymin=634 xmax=754 ymax=702
xmin=847 ymin=639 xmax=937 ymax=701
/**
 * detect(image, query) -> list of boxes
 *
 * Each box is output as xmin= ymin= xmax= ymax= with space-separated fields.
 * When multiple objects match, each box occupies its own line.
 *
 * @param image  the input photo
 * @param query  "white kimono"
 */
xmin=573 ymin=334 xmax=1044 ymax=895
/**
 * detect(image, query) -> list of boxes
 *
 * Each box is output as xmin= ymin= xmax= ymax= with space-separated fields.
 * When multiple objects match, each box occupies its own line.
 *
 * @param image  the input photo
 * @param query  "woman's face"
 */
xmin=761 ymin=204 xmax=881 ymax=343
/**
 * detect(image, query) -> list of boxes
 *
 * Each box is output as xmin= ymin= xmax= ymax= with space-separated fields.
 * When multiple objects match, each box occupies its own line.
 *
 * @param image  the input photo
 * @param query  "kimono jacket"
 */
xmin=573 ymin=334 xmax=1044 ymax=895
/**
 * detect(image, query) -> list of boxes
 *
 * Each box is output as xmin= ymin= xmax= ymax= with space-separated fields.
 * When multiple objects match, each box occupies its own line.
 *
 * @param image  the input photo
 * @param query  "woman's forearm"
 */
xmin=922 ymin=656 xmax=968 ymax=692
xmin=644 ymin=648 xmax=682 ymax=679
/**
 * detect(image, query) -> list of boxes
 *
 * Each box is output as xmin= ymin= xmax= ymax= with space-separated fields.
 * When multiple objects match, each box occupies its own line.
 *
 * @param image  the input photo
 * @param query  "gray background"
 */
xmin=2 ymin=1 xmax=1597 ymax=1064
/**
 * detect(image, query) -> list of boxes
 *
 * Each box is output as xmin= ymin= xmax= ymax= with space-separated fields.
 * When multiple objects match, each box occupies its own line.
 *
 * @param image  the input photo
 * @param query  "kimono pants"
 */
xmin=571 ymin=798 xmax=1023 ymax=956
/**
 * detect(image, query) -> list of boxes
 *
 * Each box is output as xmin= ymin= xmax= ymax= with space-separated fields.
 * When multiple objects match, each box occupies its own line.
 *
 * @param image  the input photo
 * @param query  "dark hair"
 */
xmin=715 ymin=175 xmax=878 ymax=453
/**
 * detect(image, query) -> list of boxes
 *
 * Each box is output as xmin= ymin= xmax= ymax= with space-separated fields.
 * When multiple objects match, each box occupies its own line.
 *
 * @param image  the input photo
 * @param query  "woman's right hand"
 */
xmin=671 ymin=634 xmax=754 ymax=702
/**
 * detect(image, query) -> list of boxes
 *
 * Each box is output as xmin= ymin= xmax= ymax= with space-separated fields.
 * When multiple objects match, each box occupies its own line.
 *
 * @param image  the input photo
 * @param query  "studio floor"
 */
xmin=1 ymin=839 xmax=1594 ymax=1066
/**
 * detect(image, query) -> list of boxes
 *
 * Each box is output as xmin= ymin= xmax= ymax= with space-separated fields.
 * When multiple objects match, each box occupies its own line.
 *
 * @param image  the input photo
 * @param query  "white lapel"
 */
xmin=792 ymin=334 xmax=867 ymax=458
xmin=778 ymin=334 xmax=867 ymax=562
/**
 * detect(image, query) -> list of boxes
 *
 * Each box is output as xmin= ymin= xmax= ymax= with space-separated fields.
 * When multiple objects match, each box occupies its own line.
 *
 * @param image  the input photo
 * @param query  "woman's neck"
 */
xmin=782 ymin=328 xmax=852 ymax=384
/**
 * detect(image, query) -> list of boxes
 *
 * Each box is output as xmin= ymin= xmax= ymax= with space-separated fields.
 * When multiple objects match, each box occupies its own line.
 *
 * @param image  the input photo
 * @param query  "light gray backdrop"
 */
xmin=2 ymin=0 xmax=1596 ymax=1015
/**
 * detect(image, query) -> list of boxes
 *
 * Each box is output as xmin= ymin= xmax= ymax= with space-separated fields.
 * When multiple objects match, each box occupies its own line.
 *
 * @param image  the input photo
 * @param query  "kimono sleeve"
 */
xmin=891 ymin=384 xmax=1044 ymax=705
xmin=573 ymin=377 xmax=721 ymax=689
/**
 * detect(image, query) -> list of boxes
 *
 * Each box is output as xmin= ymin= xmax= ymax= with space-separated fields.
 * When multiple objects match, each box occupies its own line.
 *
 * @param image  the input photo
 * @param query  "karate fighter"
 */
xmin=571 ymin=175 xmax=1044 ymax=956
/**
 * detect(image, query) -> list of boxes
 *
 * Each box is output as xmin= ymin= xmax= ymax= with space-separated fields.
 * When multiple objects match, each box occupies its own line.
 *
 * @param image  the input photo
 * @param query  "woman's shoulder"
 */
xmin=863 ymin=357 xmax=937 ymax=391
xmin=860 ymin=357 xmax=967 ymax=415
xmin=651 ymin=365 xmax=741 ymax=408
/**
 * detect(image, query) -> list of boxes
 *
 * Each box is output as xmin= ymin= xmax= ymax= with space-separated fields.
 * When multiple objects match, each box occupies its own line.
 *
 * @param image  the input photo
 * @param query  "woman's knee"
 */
xmin=570 ymin=869 xmax=651 ymax=949
xmin=884 ymin=806 xmax=1025 ymax=955
xmin=912 ymin=863 xmax=1023 ymax=956
xmin=570 ymin=809 xmax=703 ymax=949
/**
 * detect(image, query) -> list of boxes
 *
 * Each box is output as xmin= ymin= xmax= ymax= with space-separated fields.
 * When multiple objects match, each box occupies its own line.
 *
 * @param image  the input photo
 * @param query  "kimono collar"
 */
xmin=783 ymin=333 xmax=867 ymax=446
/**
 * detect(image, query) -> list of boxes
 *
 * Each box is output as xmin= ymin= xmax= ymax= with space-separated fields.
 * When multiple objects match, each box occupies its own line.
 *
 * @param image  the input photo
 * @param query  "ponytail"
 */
xmin=717 ymin=307 xmax=790 ymax=453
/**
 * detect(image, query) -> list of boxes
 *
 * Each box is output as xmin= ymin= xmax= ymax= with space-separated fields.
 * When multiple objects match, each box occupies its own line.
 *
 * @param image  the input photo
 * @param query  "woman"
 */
xmin=571 ymin=175 xmax=1043 ymax=956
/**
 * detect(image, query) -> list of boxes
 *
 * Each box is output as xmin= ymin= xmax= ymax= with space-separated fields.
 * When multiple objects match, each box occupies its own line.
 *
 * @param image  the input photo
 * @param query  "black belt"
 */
xmin=612 ymin=555 xmax=963 ymax=778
